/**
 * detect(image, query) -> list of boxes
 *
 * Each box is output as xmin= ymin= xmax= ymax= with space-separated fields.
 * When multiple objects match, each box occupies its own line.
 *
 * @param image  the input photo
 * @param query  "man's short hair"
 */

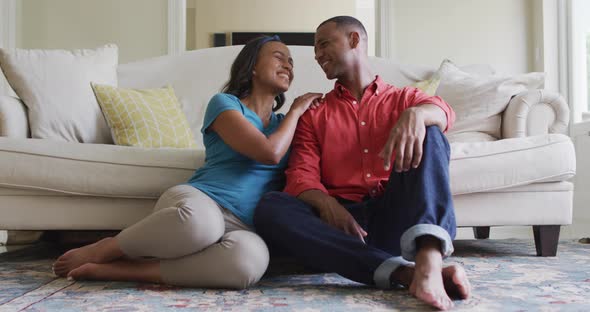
xmin=317 ymin=16 xmax=367 ymax=38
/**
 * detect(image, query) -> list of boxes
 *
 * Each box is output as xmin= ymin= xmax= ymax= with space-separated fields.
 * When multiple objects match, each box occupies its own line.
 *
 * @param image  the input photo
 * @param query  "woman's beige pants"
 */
xmin=115 ymin=184 xmax=269 ymax=289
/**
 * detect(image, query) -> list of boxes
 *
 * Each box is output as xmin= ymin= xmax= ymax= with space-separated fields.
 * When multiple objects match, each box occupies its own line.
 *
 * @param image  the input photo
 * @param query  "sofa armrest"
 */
xmin=502 ymin=90 xmax=569 ymax=138
xmin=0 ymin=95 xmax=29 ymax=138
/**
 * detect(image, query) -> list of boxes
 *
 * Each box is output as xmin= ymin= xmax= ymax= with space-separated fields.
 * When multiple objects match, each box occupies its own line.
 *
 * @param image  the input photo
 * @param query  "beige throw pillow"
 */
xmin=0 ymin=44 xmax=118 ymax=143
xmin=435 ymin=60 xmax=544 ymax=139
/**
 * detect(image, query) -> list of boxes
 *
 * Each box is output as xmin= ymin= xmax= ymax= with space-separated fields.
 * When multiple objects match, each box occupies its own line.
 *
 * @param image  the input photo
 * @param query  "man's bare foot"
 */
xmin=409 ymin=257 xmax=453 ymax=310
xmin=391 ymin=264 xmax=470 ymax=301
xmin=52 ymin=237 xmax=123 ymax=277
xmin=442 ymin=264 xmax=471 ymax=300
xmin=407 ymin=236 xmax=458 ymax=311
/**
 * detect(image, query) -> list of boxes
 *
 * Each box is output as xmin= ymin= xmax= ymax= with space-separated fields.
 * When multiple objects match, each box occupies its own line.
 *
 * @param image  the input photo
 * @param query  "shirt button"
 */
xmin=352 ymin=100 xmax=357 ymax=105
xmin=361 ymin=121 xmax=366 ymax=126
xmin=371 ymin=189 xmax=377 ymax=194
xmin=375 ymin=90 xmax=379 ymax=96
xmin=366 ymin=173 xmax=371 ymax=178
xmin=363 ymin=149 xmax=369 ymax=153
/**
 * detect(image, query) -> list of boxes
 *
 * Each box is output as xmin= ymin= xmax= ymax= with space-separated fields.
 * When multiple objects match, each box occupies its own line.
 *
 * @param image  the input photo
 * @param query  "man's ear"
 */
xmin=348 ymin=31 xmax=360 ymax=49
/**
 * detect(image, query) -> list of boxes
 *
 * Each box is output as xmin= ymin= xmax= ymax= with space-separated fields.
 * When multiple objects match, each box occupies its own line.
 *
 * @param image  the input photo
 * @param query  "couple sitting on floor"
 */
xmin=52 ymin=16 xmax=470 ymax=311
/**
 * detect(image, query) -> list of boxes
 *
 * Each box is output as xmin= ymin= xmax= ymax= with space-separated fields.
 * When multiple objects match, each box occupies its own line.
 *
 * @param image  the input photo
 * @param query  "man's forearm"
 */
xmin=414 ymin=104 xmax=447 ymax=131
xmin=297 ymin=189 xmax=339 ymax=212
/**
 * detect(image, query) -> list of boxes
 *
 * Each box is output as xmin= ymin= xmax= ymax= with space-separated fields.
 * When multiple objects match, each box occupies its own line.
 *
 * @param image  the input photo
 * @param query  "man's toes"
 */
xmin=414 ymin=289 xmax=449 ymax=311
xmin=441 ymin=295 xmax=454 ymax=310
xmin=450 ymin=266 xmax=470 ymax=299
xmin=455 ymin=277 xmax=471 ymax=299
xmin=443 ymin=265 xmax=471 ymax=299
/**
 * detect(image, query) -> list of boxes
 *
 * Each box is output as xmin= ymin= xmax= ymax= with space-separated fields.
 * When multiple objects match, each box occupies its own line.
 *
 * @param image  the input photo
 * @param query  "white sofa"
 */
xmin=0 ymin=46 xmax=576 ymax=256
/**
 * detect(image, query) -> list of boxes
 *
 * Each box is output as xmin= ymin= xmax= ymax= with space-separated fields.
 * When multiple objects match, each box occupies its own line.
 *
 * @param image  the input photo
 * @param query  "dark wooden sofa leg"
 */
xmin=473 ymin=226 xmax=490 ymax=239
xmin=533 ymin=225 xmax=560 ymax=256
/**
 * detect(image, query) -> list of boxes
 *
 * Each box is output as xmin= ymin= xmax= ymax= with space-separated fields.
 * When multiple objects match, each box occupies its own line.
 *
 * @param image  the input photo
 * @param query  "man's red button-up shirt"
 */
xmin=284 ymin=76 xmax=455 ymax=202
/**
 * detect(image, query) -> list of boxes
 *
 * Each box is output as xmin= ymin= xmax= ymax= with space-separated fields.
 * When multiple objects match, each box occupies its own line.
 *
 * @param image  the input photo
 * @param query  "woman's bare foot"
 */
xmin=68 ymin=260 xmax=162 ymax=284
xmin=52 ymin=237 xmax=124 ymax=277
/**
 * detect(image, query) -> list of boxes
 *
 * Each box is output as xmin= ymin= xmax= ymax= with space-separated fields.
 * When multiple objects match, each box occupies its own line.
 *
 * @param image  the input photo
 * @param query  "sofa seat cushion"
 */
xmin=0 ymin=134 xmax=575 ymax=199
xmin=0 ymin=137 xmax=202 ymax=198
xmin=450 ymin=134 xmax=575 ymax=195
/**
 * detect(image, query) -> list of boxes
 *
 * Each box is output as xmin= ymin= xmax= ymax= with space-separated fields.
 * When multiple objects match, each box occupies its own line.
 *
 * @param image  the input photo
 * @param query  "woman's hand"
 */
xmin=289 ymin=93 xmax=324 ymax=117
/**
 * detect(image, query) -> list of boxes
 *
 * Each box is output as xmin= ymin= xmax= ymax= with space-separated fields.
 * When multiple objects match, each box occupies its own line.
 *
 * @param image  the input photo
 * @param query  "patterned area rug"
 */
xmin=1 ymin=239 xmax=589 ymax=311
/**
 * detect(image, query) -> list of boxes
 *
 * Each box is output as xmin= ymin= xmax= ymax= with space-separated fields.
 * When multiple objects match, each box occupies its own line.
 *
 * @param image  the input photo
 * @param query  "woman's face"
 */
xmin=252 ymin=41 xmax=294 ymax=94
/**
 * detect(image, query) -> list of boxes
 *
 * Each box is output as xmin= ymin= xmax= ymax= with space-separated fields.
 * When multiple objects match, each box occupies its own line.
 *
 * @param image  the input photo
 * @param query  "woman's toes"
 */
xmin=68 ymin=263 xmax=98 ymax=281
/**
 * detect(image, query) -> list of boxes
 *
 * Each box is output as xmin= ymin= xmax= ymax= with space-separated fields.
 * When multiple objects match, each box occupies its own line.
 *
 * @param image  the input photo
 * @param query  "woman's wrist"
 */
xmin=287 ymin=106 xmax=304 ymax=118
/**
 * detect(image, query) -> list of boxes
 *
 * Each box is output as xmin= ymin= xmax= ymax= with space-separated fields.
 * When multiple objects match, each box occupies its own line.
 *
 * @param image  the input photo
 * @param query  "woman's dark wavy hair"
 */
xmin=222 ymin=35 xmax=286 ymax=111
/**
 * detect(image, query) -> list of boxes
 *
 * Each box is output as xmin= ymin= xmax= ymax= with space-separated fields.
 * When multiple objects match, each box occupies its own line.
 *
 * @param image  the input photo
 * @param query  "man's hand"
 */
xmin=317 ymin=200 xmax=368 ymax=243
xmin=379 ymin=106 xmax=426 ymax=172
xmin=298 ymin=189 xmax=367 ymax=243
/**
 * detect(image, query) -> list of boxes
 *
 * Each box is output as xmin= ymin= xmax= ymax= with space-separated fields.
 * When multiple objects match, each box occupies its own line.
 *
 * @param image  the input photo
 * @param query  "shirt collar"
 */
xmin=334 ymin=75 xmax=385 ymax=98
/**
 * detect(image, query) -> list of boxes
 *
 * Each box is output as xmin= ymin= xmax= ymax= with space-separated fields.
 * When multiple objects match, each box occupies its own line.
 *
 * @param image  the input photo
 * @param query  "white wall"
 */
xmin=387 ymin=0 xmax=534 ymax=75
xmin=191 ymin=0 xmax=357 ymax=50
xmin=17 ymin=0 xmax=168 ymax=64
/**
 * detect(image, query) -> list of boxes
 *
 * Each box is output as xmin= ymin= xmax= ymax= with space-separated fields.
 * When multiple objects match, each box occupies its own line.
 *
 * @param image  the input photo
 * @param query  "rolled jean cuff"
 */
xmin=400 ymin=224 xmax=454 ymax=261
xmin=374 ymin=256 xmax=414 ymax=289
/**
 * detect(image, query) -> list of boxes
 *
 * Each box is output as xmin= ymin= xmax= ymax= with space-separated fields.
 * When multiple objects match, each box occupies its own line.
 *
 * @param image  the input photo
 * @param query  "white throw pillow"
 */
xmin=0 ymin=71 xmax=17 ymax=98
xmin=435 ymin=60 xmax=544 ymax=139
xmin=0 ymin=44 xmax=118 ymax=143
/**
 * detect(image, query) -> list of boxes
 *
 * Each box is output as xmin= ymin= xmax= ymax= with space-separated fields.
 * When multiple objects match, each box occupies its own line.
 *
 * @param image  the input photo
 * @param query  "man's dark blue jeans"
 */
xmin=253 ymin=126 xmax=456 ymax=289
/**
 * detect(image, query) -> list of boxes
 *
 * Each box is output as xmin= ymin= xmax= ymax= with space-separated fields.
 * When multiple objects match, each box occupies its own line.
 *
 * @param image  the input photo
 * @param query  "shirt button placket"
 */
xmin=359 ymin=111 xmax=371 ymax=185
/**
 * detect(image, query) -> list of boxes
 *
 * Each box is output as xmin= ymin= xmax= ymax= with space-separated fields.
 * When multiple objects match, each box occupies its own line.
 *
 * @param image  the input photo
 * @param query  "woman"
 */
xmin=52 ymin=35 xmax=322 ymax=289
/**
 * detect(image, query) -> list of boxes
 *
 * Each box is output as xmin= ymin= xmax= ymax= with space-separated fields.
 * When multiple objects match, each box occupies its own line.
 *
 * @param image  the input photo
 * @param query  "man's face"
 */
xmin=314 ymin=22 xmax=353 ymax=80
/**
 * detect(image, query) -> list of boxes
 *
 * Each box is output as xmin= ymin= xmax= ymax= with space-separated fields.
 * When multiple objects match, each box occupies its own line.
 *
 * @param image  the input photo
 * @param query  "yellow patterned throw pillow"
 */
xmin=411 ymin=61 xmax=443 ymax=96
xmin=92 ymin=84 xmax=197 ymax=148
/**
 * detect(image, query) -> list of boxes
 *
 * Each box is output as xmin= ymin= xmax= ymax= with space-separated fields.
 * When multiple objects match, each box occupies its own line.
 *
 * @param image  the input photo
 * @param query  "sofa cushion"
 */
xmin=92 ymin=84 xmax=197 ymax=148
xmin=446 ymin=131 xmax=497 ymax=143
xmin=450 ymin=134 xmax=575 ymax=195
xmin=0 ymin=134 xmax=575 ymax=199
xmin=0 ymin=44 xmax=118 ymax=143
xmin=0 ymin=137 xmax=201 ymax=198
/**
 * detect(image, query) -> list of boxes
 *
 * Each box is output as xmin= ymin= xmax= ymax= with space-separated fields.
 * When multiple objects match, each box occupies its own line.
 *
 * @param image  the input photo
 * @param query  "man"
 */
xmin=254 ymin=16 xmax=470 ymax=310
